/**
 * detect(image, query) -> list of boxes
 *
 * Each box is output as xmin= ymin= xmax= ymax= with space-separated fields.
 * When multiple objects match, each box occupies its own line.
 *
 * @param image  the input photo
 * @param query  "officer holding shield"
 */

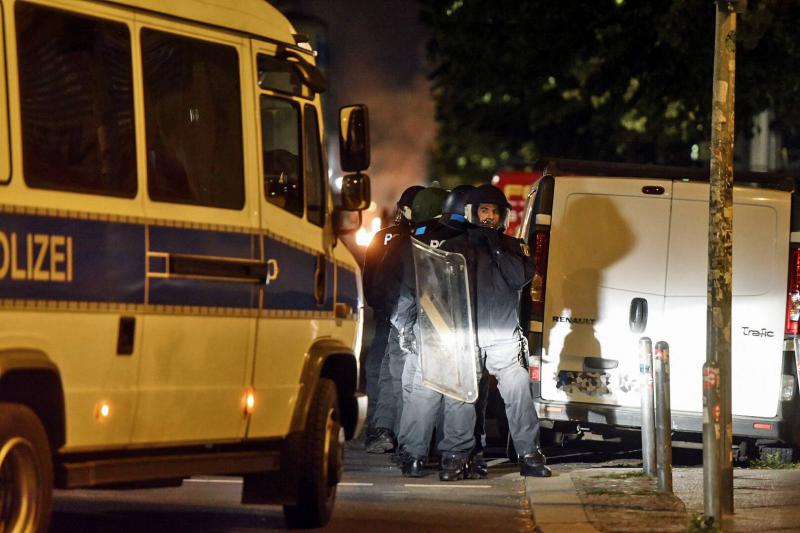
xmin=369 ymin=187 xmax=448 ymax=453
xmin=394 ymin=185 xmax=480 ymax=480
xmin=440 ymin=184 xmax=551 ymax=477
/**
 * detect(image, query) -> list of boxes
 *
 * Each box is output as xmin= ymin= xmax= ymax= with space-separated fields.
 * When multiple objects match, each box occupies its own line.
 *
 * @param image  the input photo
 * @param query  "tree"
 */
xmin=420 ymin=0 xmax=800 ymax=183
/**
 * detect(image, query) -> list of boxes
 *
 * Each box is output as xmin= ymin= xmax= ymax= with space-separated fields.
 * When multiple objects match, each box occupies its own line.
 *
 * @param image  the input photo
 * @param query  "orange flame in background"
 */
xmin=355 ymin=212 xmax=383 ymax=247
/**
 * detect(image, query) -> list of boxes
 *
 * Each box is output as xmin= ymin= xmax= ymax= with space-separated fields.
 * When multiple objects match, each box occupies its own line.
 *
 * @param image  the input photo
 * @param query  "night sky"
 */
xmin=275 ymin=0 xmax=434 ymax=213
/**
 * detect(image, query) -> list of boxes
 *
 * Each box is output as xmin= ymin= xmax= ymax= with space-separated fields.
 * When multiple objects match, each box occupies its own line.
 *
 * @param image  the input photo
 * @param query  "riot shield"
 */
xmin=411 ymin=238 xmax=479 ymax=403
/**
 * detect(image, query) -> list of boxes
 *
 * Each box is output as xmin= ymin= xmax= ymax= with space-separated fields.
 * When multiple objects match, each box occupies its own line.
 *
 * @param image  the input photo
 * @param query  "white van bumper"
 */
xmin=536 ymin=401 xmax=793 ymax=442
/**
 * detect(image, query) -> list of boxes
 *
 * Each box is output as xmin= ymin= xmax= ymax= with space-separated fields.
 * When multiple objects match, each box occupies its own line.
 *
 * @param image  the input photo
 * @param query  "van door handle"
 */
xmin=629 ymin=298 xmax=648 ymax=334
xmin=314 ymin=254 xmax=326 ymax=306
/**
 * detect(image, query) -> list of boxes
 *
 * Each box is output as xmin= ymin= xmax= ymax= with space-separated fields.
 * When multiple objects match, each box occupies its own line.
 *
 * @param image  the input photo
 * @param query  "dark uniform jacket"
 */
xmin=440 ymin=227 xmax=535 ymax=348
xmin=387 ymin=215 xmax=469 ymax=334
xmin=362 ymin=222 xmax=410 ymax=314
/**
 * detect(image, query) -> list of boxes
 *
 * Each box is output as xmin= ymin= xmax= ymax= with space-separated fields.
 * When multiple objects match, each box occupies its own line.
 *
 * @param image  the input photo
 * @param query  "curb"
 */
xmin=525 ymin=472 xmax=599 ymax=533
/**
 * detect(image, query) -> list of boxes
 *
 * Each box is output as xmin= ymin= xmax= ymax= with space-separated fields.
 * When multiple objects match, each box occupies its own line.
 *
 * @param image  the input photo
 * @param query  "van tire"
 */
xmin=0 ymin=403 xmax=54 ymax=533
xmin=283 ymin=378 xmax=343 ymax=528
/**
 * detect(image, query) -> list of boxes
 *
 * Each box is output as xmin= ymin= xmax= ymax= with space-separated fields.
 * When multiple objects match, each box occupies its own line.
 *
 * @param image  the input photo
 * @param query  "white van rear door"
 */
xmin=665 ymin=181 xmax=789 ymax=418
xmin=541 ymin=177 xmax=672 ymax=407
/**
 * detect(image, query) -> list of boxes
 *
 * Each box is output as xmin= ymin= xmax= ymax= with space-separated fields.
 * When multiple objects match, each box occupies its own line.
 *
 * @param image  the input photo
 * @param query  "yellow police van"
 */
xmin=0 ymin=1 xmax=371 ymax=529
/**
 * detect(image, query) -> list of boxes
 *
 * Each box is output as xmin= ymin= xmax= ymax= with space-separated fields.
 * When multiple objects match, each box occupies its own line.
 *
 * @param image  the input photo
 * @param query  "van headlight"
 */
xmin=782 ymin=374 xmax=796 ymax=402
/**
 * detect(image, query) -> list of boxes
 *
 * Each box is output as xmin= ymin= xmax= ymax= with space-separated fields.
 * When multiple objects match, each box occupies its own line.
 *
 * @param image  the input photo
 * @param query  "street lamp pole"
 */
xmin=704 ymin=0 xmax=745 ymax=523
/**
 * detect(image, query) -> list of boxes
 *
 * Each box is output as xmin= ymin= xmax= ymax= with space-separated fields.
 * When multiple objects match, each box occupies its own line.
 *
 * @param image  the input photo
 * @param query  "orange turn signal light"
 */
xmin=243 ymin=387 xmax=256 ymax=416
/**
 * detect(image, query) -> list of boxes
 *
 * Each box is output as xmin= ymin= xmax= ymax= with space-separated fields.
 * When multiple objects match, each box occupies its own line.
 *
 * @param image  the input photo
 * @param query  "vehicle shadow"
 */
xmin=549 ymin=195 xmax=636 ymax=432
xmin=52 ymin=495 xmax=287 ymax=532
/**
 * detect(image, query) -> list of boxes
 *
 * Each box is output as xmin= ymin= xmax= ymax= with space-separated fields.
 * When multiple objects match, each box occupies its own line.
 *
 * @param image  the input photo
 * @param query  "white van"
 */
xmin=516 ymin=160 xmax=799 ymax=456
xmin=0 ymin=1 xmax=370 ymax=530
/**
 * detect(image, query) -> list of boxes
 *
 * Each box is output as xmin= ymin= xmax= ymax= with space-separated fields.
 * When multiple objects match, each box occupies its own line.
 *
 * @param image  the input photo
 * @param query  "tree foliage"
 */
xmin=420 ymin=0 xmax=800 ymax=183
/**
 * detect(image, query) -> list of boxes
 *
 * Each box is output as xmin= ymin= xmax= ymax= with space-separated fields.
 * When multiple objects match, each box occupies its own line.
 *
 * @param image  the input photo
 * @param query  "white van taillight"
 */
xmin=785 ymin=248 xmax=800 ymax=335
xmin=528 ymin=354 xmax=541 ymax=382
xmin=530 ymin=230 xmax=550 ymax=317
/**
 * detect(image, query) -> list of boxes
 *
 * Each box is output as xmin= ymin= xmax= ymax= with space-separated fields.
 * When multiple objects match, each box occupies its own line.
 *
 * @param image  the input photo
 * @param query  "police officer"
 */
xmin=363 ymin=185 xmax=424 ymax=453
xmin=441 ymin=184 xmax=552 ymax=477
xmin=394 ymin=185 xmax=481 ymax=479
xmin=368 ymin=187 xmax=447 ymax=453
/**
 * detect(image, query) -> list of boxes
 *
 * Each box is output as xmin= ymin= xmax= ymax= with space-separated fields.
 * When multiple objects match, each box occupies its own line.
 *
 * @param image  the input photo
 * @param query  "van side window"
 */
xmin=304 ymin=105 xmax=325 ymax=227
xmin=261 ymin=96 xmax=303 ymax=217
xmin=16 ymin=4 xmax=136 ymax=196
xmin=257 ymin=55 xmax=311 ymax=99
xmin=142 ymin=29 xmax=244 ymax=209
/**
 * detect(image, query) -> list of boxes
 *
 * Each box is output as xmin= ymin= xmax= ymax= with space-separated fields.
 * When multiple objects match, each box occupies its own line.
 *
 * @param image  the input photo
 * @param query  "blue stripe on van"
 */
xmin=148 ymin=226 xmax=255 ymax=258
xmin=149 ymin=277 xmax=258 ymax=308
xmin=325 ymin=259 xmax=335 ymax=308
xmin=263 ymin=236 xmax=320 ymax=310
xmin=0 ymin=212 xmax=145 ymax=303
xmin=338 ymin=268 xmax=358 ymax=310
xmin=1 ymin=211 xmax=358 ymax=314
xmin=146 ymin=225 xmax=258 ymax=308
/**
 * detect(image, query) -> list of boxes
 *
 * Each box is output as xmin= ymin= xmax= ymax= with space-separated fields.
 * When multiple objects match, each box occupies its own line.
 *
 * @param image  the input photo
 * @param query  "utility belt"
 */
xmin=476 ymin=327 xmax=529 ymax=370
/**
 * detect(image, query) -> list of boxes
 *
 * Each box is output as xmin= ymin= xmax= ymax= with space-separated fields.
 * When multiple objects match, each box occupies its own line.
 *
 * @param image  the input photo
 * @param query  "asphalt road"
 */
xmin=50 ymin=433 xmax=714 ymax=532
xmin=52 ymin=443 xmax=535 ymax=533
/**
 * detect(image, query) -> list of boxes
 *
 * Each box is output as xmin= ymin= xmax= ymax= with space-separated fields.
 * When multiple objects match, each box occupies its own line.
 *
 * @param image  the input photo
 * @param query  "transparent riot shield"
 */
xmin=411 ymin=238 xmax=479 ymax=403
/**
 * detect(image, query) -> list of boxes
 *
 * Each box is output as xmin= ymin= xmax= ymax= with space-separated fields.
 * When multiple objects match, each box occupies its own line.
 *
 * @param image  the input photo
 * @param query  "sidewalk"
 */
xmin=525 ymin=466 xmax=800 ymax=532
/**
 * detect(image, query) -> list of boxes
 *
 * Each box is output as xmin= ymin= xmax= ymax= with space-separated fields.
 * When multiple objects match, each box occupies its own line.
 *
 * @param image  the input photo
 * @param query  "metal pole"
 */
xmin=795 ymin=337 xmax=800 ymax=400
xmin=639 ymin=337 xmax=656 ymax=477
xmin=654 ymin=341 xmax=672 ymax=493
xmin=706 ymin=0 xmax=742 ymax=520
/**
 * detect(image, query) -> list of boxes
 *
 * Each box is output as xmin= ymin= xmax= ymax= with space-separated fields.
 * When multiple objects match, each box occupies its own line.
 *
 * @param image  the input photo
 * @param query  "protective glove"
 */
xmin=469 ymin=227 xmax=501 ymax=252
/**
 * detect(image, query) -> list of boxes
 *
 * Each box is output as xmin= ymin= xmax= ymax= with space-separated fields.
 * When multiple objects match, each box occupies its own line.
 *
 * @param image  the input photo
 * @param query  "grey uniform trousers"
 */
xmin=482 ymin=339 xmax=540 ymax=456
xmin=365 ymin=312 xmax=391 ymax=430
xmin=398 ymin=353 xmax=475 ymax=459
xmin=373 ymin=325 xmax=411 ymax=434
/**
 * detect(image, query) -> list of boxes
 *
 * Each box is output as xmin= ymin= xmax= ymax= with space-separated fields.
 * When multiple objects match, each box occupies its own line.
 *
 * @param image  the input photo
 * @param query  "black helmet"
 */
xmin=442 ymin=184 xmax=475 ymax=216
xmin=465 ymin=184 xmax=512 ymax=230
xmin=395 ymin=185 xmax=425 ymax=222
xmin=411 ymin=187 xmax=448 ymax=224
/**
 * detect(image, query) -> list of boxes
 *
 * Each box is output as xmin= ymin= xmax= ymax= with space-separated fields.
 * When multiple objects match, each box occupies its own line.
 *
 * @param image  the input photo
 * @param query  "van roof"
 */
xmin=106 ymin=0 xmax=302 ymax=51
xmin=531 ymin=158 xmax=796 ymax=192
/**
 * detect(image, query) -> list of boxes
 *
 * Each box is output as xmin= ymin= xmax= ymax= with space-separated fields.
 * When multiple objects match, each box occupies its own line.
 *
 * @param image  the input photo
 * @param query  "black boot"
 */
xmin=519 ymin=449 xmax=552 ymax=477
xmin=401 ymin=454 xmax=426 ymax=477
xmin=439 ymin=452 xmax=469 ymax=482
xmin=468 ymin=451 xmax=488 ymax=479
xmin=390 ymin=445 xmax=407 ymax=465
xmin=365 ymin=428 xmax=396 ymax=454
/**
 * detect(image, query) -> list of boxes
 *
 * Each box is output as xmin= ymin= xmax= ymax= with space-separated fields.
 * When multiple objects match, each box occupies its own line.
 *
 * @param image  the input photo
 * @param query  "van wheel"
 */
xmin=283 ymin=378 xmax=343 ymax=528
xmin=0 ymin=403 xmax=53 ymax=533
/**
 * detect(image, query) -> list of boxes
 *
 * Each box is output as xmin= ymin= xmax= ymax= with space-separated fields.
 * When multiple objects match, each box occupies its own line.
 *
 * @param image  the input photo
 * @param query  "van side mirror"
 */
xmin=340 ymin=173 xmax=371 ymax=211
xmin=339 ymin=105 xmax=370 ymax=172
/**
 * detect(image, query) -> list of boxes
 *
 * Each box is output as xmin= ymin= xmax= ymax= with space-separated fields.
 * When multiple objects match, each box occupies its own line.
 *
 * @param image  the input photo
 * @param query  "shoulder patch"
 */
xmin=414 ymin=226 xmax=427 ymax=236
xmin=520 ymin=242 xmax=530 ymax=257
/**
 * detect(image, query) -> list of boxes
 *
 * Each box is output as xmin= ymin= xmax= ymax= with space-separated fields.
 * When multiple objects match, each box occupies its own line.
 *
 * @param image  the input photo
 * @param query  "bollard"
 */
xmin=639 ymin=337 xmax=656 ymax=477
xmin=654 ymin=341 xmax=672 ymax=493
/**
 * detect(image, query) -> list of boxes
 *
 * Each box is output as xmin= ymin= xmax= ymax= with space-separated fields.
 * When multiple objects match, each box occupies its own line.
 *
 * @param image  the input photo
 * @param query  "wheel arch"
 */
xmin=0 ymin=349 xmax=66 ymax=452
xmin=291 ymin=338 xmax=360 ymax=440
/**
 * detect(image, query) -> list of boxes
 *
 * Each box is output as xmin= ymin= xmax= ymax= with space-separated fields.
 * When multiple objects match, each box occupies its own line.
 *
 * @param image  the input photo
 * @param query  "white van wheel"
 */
xmin=283 ymin=378 xmax=342 ymax=528
xmin=0 ymin=403 xmax=53 ymax=533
